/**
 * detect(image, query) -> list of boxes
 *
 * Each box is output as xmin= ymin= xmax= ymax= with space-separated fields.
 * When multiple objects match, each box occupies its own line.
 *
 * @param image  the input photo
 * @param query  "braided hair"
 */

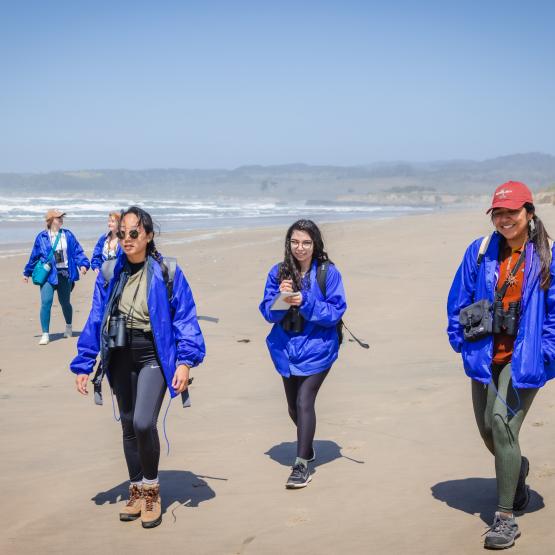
xmin=119 ymin=206 xmax=168 ymax=280
xmin=278 ymin=219 xmax=330 ymax=290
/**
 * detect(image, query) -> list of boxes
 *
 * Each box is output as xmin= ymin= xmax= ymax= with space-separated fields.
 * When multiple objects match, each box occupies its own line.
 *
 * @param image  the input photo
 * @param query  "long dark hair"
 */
xmin=278 ymin=219 xmax=329 ymax=290
xmin=119 ymin=206 xmax=168 ymax=280
xmin=524 ymin=203 xmax=552 ymax=290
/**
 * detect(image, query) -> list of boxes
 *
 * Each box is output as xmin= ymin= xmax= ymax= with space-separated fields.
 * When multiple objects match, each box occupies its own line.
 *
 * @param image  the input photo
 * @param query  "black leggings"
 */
xmin=282 ymin=369 xmax=329 ymax=460
xmin=109 ymin=331 xmax=167 ymax=482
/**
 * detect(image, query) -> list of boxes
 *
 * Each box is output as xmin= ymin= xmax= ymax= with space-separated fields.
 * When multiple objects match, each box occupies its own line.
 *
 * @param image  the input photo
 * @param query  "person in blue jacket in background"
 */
xmin=260 ymin=219 xmax=346 ymax=489
xmin=90 ymin=211 xmax=122 ymax=272
xmin=71 ymin=206 xmax=205 ymax=529
xmin=447 ymin=181 xmax=555 ymax=550
xmin=23 ymin=209 xmax=89 ymax=345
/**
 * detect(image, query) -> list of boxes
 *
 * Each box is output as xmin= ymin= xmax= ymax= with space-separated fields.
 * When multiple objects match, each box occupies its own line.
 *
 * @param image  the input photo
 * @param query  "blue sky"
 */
xmin=1 ymin=0 xmax=554 ymax=171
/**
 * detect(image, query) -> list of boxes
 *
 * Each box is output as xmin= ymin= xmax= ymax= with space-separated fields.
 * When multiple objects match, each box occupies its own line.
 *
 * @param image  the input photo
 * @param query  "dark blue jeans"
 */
xmin=39 ymin=273 xmax=72 ymax=332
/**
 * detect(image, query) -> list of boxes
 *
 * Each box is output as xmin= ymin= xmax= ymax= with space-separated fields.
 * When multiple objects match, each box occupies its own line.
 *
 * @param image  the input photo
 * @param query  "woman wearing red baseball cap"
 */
xmin=447 ymin=181 xmax=555 ymax=549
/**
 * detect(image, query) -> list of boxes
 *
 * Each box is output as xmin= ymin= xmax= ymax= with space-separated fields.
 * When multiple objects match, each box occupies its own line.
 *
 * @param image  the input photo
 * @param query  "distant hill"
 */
xmin=1 ymin=152 xmax=554 ymax=200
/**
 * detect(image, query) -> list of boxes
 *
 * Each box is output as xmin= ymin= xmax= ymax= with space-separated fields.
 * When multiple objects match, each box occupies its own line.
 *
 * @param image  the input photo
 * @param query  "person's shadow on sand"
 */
xmin=431 ymin=478 xmax=544 ymax=523
xmin=33 ymin=331 xmax=82 ymax=342
xmin=265 ymin=440 xmax=364 ymax=472
xmin=92 ymin=469 xmax=224 ymax=519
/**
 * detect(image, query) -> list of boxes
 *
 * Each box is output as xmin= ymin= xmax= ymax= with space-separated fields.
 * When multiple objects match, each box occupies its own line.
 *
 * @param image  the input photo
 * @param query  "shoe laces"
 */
xmin=290 ymin=463 xmax=306 ymax=478
xmin=483 ymin=514 xmax=514 ymax=536
xmin=127 ymin=484 xmax=141 ymax=506
xmin=143 ymin=486 xmax=158 ymax=511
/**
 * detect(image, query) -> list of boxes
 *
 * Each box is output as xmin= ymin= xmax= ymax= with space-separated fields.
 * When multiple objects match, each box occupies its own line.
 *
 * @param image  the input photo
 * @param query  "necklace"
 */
xmin=504 ymin=242 xmax=525 ymax=288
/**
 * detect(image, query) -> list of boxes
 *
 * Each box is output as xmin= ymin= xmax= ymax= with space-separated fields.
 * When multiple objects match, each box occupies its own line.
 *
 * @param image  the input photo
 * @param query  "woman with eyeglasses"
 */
xmin=447 ymin=182 xmax=555 ymax=549
xmin=259 ymin=219 xmax=347 ymax=489
xmin=23 ymin=209 xmax=90 ymax=345
xmin=90 ymin=211 xmax=122 ymax=272
xmin=71 ymin=206 xmax=205 ymax=529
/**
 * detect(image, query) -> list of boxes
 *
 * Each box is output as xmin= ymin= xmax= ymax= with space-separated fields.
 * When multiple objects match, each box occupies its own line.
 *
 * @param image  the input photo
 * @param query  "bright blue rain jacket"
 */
xmin=23 ymin=229 xmax=90 ymax=285
xmin=259 ymin=260 xmax=347 ymax=377
xmin=70 ymin=253 xmax=206 ymax=397
xmin=447 ymin=231 xmax=555 ymax=388
xmin=90 ymin=232 xmax=122 ymax=271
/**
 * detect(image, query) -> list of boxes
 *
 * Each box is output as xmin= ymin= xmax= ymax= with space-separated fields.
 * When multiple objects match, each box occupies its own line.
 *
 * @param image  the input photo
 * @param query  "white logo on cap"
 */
xmin=495 ymin=188 xmax=512 ymax=199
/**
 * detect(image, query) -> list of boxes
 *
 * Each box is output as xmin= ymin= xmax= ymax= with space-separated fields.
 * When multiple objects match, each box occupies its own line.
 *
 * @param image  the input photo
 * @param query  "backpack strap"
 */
xmin=163 ymin=256 xmax=177 ymax=302
xmin=316 ymin=261 xmax=329 ymax=298
xmin=476 ymin=235 xmax=491 ymax=267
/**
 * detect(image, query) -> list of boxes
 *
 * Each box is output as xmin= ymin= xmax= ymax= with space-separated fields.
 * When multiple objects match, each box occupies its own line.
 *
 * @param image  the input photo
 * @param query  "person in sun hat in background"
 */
xmin=23 ymin=209 xmax=89 ymax=345
xmin=447 ymin=181 xmax=555 ymax=549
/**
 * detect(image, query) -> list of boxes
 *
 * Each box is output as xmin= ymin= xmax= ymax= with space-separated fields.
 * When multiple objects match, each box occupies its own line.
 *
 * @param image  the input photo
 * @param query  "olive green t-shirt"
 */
xmin=118 ymin=264 xmax=151 ymax=331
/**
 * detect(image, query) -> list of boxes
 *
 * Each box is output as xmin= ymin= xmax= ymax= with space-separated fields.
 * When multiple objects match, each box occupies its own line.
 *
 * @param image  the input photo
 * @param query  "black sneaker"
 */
xmin=285 ymin=463 xmax=312 ymax=489
xmin=513 ymin=456 xmax=530 ymax=512
xmin=308 ymin=447 xmax=316 ymax=463
xmin=484 ymin=512 xmax=520 ymax=550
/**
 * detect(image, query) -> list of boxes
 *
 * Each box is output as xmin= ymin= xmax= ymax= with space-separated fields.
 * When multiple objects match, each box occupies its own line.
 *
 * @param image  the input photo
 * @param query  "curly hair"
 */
xmin=278 ymin=219 xmax=330 ymax=290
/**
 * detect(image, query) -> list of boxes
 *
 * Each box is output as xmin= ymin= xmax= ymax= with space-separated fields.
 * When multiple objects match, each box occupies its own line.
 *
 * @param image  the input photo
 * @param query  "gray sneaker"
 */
xmin=285 ymin=463 xmax=312 ymax=489
xmin=484 ymin=512 xmax=520 ymax=550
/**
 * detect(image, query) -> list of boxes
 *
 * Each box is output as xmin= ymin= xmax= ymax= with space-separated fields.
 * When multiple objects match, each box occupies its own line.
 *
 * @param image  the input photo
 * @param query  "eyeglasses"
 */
xmin=116 ymin=228 xmax=140 ymax=240
xmin=290 ymin=240 xmax=313 ymax=249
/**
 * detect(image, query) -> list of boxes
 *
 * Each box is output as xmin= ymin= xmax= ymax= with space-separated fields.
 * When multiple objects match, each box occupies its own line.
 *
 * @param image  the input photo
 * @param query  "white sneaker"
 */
xmin=39 ymin=333 xmax=50 ymax=345
xmin=64 ymin=325 xmax=72 ymax=338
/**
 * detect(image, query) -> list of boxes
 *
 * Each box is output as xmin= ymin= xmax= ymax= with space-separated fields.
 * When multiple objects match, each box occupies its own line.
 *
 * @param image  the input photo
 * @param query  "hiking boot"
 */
xmin=513 ymin=456 xmax=530 ymax=512
xmin=285 ymin=463 xmax=312 ymax=489
xmin=119 ymin=483 xmax=142 ymax=521
xmin=308 ymin=447 xmax=316 ymax=463
xmin=64 ymin=324 xmax=73 ymax=338
xmin=39 ymin=333 xmax=49 ymax=345
xmin=141 ymin=483 xmax=162 ymax=528
xmin=484 ymin=512 xmax=520 ymax=549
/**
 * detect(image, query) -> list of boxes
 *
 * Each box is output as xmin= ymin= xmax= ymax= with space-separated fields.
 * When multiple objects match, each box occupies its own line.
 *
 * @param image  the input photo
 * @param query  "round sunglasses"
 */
xmin=116 ymin=229 xmax=140 ymax=240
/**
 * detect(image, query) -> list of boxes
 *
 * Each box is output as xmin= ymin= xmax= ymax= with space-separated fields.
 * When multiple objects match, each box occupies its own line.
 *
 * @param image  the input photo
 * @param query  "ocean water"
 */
xmin=0 ymin=195 xmax=433 ymax=254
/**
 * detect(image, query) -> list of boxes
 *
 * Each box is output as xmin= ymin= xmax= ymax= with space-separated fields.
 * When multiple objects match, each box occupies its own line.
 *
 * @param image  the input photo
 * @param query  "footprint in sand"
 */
xmin=286 ymin=511 xmax=310 ymax=527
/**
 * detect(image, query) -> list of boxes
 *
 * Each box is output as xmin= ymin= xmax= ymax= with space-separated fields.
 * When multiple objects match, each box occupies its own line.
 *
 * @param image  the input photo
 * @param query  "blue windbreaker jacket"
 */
xmin=23 ymin=229 xmax=90 ymax=284
xmin=70 ymin=253 xmax=206 ymax=397
xmin=447 ymin=231 xmax=555 ymax=388
xmin=259 ymin=261 xmax=347 ymax=377
xmin=90 ymin=233 xmax=122 ymax=271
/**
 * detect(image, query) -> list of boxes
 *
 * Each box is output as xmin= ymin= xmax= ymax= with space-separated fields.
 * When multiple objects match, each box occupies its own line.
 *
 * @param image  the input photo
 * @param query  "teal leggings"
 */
xmin=472 ymin=363 xmax=538 ymax=511
xmin=39 ymin=274 xmax=72 ymax=333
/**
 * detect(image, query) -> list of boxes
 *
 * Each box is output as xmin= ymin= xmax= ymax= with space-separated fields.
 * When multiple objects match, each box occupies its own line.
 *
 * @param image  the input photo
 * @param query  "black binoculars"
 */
xmin=492 ymin=300 xmax=520 ymax=336
xmin=281 ymin=306 xmax=304 ymax=333
xmin=107 ymin=314 xmax=127 ymax=349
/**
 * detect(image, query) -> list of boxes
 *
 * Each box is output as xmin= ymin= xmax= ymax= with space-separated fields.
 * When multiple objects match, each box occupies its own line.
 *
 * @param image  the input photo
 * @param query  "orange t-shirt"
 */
xmin=492 ymin=243 xmax=526 ymax=365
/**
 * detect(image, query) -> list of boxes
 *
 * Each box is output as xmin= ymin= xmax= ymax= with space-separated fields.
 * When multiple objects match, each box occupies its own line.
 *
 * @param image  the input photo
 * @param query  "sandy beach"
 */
xmin=2 ymin=207 xmax=555 ymax=554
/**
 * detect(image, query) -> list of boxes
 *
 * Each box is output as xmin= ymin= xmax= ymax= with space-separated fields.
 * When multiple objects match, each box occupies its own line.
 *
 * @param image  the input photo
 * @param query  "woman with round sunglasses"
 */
xmin=447 ymin=181 xmax=555 ymax=549
xmin=259 ymin=219 xmax=347 ymax=489
xmin=90 ymin=211 xmax=122 ymax=272
xmin=23 ymin=209 xmax=89 ymax=345
xmin=71 ymin=206 xmax=205 ymax=529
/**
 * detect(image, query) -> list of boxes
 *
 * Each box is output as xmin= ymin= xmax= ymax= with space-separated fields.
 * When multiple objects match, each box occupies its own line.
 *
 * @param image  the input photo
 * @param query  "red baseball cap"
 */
xmin=486 ymin=181 xmax=533 ymax=214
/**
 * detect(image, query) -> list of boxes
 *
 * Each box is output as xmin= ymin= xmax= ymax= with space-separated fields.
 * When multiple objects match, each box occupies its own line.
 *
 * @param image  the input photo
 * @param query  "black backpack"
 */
xmin=278 ymin=261 xmax=369 ymax=349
